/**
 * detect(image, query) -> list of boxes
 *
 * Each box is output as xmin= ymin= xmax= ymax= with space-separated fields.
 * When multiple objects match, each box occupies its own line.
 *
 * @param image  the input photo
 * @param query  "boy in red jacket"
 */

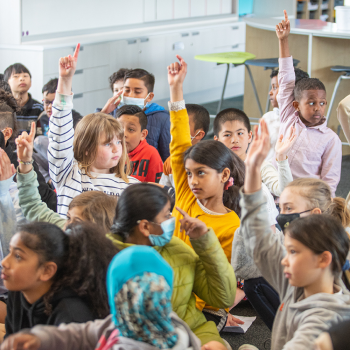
xmin=115 ymin=105 xmax=163 ymax=183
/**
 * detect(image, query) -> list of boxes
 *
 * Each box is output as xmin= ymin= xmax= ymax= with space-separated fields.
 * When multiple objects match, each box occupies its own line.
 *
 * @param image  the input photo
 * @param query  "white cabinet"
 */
xmin=157 ymin=0 xmax=173 ymax=20
xmin=174 ymin=0 xmax=190 ymax=19
xmin=190 ymin=0 xmax=206 ymax=17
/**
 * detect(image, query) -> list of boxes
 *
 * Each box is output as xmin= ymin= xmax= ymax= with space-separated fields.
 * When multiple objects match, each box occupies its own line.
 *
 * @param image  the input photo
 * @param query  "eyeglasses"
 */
xmin=42 ymin=100 xmax=54 ymax=106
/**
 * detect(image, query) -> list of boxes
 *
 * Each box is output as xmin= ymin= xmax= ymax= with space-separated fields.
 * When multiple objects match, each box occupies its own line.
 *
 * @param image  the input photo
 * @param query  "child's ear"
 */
xmin=318 ymin=251 xmax=333 ymax=270
xmin=214 ymin=135 xmax=218 ymax=141
xmin=196 ymin=130 xmax=206 ymax=141
xmin=248 ymin=130 xmax=253 ymax=144
xmin=292 ymin=100 xmax=299 ymax=111
xmin=146 ymin=92 xmax=154 ymax=103
xmin=138 ymin=220 xmax=151 ymax=237
xmin=311 ymin=208 xmax=322 ymax=215
xmin=141 ymin=129 xmax=148 ymax=140
xmin=40 ymin=262 xmax=58 ymax=282
xmin=221 ymin=167 xmax=231 ymax=183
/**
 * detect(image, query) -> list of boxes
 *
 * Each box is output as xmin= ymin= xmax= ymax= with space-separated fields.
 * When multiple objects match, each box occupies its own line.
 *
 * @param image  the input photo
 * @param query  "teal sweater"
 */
xmin=17 ymin=169 xmax=65 ymax=229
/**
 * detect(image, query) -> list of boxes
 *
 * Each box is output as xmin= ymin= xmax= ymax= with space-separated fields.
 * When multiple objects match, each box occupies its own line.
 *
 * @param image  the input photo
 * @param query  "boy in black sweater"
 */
xmin=4 ymin=63 xmax=43 ymax=135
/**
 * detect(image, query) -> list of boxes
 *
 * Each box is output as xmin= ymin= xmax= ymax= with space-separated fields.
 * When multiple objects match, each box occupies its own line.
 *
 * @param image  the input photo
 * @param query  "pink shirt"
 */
xmin=273 ymin=56 xmax=342 ymax=197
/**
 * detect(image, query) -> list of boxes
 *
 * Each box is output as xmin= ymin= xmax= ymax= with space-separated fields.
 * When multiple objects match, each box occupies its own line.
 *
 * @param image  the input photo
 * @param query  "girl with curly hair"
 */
xmin=3 ymin=221 xmax=118 ymax=337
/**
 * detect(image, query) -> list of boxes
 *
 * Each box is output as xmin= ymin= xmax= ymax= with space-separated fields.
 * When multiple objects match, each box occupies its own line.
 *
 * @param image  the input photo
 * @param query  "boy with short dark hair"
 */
xmin=213 ymin=108 xmax=253 ymax=161
xmin=275 ymin=11 xmax=342 ymax=196
xmin=39 ymin=78 xmax=83 ymax=136
xmin=115 ymin=105 xmax=163 ymax=183
xmin=120 ymin=68 xmax=170 ymax=161
xmin=4 ymin=63 xmax=43 ymax=135
xmin=109 ymin=68 xmax=130 ymax=95
xmin=99 ymin=68 xmax=170 ymax=161
xmin=159 ymin=103 xmax=210 ymax=188
xmin=262 ymin=68 xmax=309 ymax=161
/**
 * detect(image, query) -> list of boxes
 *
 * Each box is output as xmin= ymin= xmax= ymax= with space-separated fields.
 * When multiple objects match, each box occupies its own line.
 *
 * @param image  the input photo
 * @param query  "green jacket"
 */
xmin=17 ymin=169 xmax=65 ymax=229
xmin=107 ymin=229 xmax=236 ymax=346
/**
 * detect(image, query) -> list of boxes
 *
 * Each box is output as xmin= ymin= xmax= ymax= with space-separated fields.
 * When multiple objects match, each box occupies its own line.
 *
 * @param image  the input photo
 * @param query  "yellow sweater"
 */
xmin=170 ymin=108 xmax=240 ymax=310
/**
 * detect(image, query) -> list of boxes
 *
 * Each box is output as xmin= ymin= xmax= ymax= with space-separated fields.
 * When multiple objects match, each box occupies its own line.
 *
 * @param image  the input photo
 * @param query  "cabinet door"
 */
xmin=138 ymin=36 xmax=168 ymax=100
xmin=174 ymin=0 xmax=190 ymax=19
xmin=157 ymin=0 xmax=173 ymax=20
xmin=72 ymin=65 xmax=110 ymax=94
xmin=207 ymin=0 xmax=221 ymax=15
xmin=190 ymin=0 xmax=206 ymax=17
xmin=73 ymin=88 xmax=111 ymax=116
xmin=144 ymin=0 xmax=157 ymax=22
xmin=109 ymin=39 xmax=140 ymax=76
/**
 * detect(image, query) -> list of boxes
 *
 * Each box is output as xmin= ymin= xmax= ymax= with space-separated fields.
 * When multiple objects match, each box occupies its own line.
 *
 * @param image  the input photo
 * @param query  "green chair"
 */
xmin=195 ymin=52 xmax=257 ymax=115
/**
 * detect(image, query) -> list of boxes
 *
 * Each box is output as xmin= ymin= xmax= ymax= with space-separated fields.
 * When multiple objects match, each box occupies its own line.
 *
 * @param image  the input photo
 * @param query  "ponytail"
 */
xmin=286 ymin=178 xmax=350 ymax=229
xmin=325 ymin=197 xmax=350 ymax=231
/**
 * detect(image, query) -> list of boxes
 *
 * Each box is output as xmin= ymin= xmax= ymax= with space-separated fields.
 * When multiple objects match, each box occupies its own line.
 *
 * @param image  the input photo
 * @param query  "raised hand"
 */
xmin=0 ymin=333 xmax=41 ymax=350
xmin=59 ymin=43 xmax=80 ymax=78
xmin=276 ymin=10 xmax=290 ymax=40
xmin=0 ymin=149 xmax=15 ymax=181
xmin=15 ymin=122 xmax=35 ymax=163
xmin=101 ymin=90 xmax=123 ymax=114
xmin=176 ymin=207 xmax=208 ymax=239
xmin=245 ymin=119 xmax=270 ymax=169
xmin=167 ymin=55 xmax=187 ymax=87
xmin=275 ymin=125 xmax=297 ymax=161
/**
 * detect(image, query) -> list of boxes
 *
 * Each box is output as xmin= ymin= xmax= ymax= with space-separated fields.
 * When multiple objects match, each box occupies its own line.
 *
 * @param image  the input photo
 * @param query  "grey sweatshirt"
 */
xmin=28 ymin=312 xmax=201 ymax=350
xmin=239 ymin=188 xmax=350 ymax=350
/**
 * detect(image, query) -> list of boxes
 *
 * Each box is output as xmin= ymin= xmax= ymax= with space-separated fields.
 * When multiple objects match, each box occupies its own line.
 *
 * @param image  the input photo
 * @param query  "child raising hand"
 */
xmin=273 ymin=10 xmax=342 ymax=196
xmin=48 ymin=44 xmax=138 ymax=218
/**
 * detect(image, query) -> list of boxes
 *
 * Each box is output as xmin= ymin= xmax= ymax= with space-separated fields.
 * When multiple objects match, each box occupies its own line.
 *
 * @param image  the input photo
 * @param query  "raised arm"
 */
xmin=48 ymin=44 xmax=80 ymax=190
xmin=16 ymin=123 xmax=65 ymax=228
xmin=0 ymin=149 xmax=16 ymax=254
xmin=176 ymin=207 xmax=236 ymax=308
xmin=241 ymin=120 xmax=289 ymax=296
xmin=261 ymin=126 xmax=296 ymax=196
xmin=276 ymin=11 xmax=297 ymax=122
xmin=168 ymin=56 xmax=193 ymax=201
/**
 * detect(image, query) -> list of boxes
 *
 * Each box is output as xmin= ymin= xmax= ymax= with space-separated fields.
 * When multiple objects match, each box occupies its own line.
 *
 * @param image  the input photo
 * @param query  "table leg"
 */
xmin=217 ymin=63 xmax=230 ymax=114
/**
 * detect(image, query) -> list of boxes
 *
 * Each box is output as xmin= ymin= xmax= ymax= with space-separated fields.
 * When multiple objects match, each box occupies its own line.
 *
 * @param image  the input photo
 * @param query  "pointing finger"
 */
xmin=73 ymin=43 xmax=81 ymax=61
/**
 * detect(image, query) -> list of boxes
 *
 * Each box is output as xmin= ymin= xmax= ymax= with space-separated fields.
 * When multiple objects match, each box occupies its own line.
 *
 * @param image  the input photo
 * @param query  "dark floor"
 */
xmin=221 ymin=302 xmax=271 ymax=350
xmin=201 ymin=97 xmax=349 ymax=350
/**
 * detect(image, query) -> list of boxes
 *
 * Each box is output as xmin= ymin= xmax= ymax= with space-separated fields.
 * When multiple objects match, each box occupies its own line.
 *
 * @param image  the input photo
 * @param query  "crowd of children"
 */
xmin=0 ymin=9 xmax=350 ymax=350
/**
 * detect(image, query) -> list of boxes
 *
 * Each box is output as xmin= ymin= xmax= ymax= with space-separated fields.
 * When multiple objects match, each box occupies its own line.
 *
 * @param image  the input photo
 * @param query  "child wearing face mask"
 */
xmin=47 ymin=44 xmax=138 ymax=218
xmin=236 ymin=119 xmax=350 ymax=350
xmin=107 ymin=182 xmax=236 ymax=347
xmin=274 ymin=11 xmax=342 ymax=197
xmin=232 ymin=171 xmax=350 ymax=330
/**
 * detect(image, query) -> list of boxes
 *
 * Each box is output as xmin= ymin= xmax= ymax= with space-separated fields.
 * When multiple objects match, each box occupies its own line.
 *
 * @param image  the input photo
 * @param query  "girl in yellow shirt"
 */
xmin=167 ymin=55 xmax=244 ymax=328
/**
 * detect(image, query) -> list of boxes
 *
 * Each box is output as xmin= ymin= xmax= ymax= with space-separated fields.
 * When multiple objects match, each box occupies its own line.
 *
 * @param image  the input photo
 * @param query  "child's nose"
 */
xmin=281 ymin=255 xmax=288 ymax=266
xmin=1 ymin=255 xmax=9 ymax=269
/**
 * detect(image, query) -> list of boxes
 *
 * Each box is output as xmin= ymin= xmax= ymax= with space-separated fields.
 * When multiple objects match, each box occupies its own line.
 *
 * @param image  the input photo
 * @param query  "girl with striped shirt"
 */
xmin=48 ymin=44 xmax=138 ymax=218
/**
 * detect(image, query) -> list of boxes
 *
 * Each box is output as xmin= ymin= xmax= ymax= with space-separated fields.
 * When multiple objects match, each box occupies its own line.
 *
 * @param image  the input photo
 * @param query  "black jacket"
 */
xmin=4 ymin=141 xmax=57 ymax=212
xmin=5 ymin=288 xmax=95 ymax=337
xmin=17 ymin=94 xmax=44 ymax=134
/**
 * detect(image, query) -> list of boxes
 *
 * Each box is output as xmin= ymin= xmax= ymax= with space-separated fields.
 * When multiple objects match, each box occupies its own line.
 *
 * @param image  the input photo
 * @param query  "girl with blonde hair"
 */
xmin=46 ymin=44 xmax=138 ymax=218
xmin=15 ymin=123 xmax=118 ymax=232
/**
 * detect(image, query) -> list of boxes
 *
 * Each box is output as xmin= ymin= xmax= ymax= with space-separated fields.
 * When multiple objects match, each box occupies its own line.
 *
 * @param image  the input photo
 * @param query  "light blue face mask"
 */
xmin=148 ymin=217 xmax=175 ymax=247
xmin=119 ymin=93 xmax=150 ymax=109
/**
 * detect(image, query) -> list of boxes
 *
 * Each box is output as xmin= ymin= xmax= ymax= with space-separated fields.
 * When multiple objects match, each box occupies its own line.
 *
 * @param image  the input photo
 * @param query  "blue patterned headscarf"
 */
xmin=114 ymin=272 xmax=178 ymax=349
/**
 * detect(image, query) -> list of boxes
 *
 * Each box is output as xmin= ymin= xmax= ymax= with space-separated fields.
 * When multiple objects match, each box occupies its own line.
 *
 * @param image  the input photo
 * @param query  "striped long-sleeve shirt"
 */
xmin=48 ymin=93 xmax=139 ymax=218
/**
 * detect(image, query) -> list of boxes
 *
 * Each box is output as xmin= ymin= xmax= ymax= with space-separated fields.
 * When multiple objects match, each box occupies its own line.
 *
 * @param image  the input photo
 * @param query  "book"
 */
xmin=222 ymin=315 xmax=256 ymax=334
